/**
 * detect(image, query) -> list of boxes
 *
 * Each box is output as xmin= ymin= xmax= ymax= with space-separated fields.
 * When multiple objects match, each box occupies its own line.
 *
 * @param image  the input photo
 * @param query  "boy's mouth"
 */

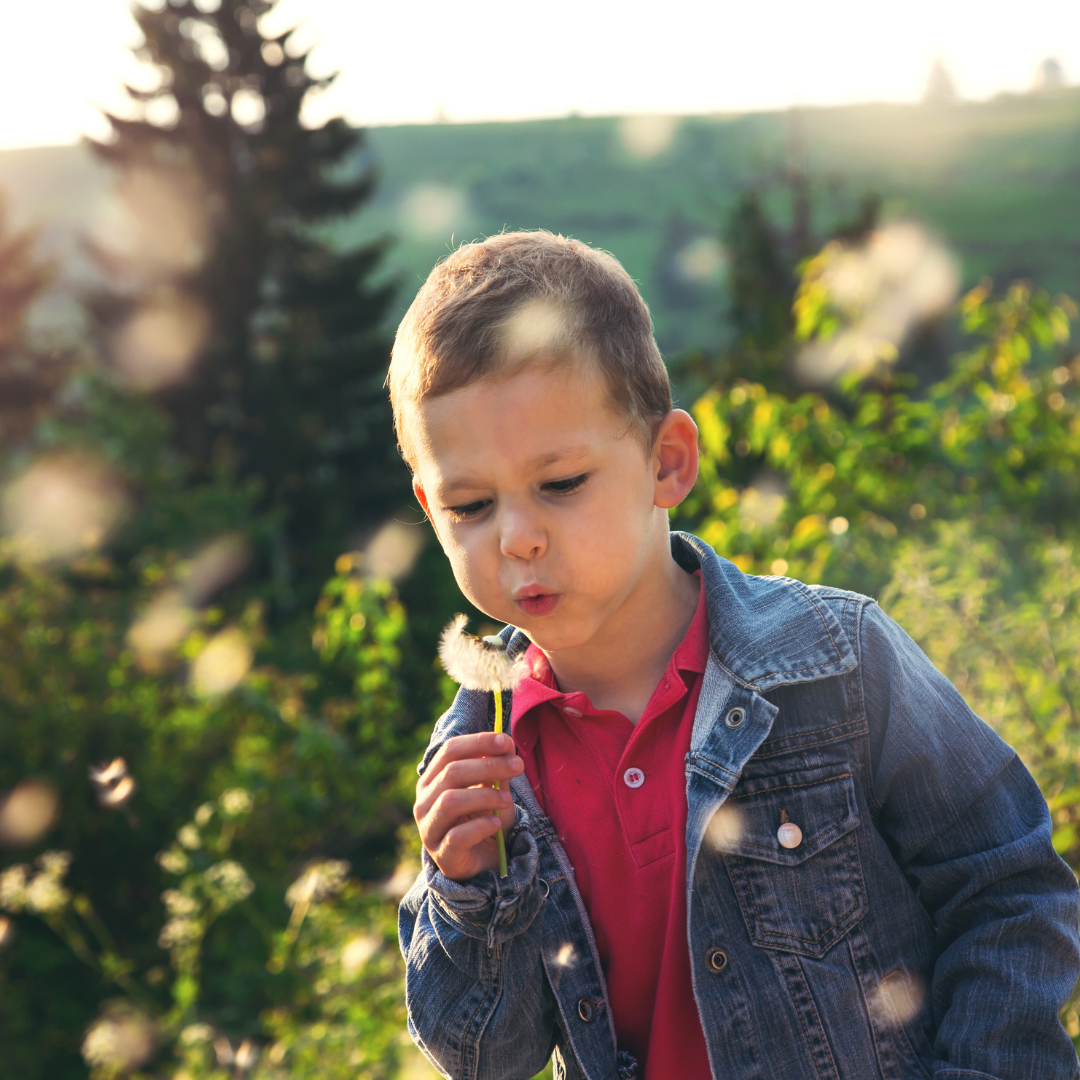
xmin=514 ymin=585 xmax=561 ymax=618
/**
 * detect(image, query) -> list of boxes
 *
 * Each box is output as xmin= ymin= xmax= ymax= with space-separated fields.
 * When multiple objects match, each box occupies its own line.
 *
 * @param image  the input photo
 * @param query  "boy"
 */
xmin=393 ymin=231 xmax=1080 ymax=1080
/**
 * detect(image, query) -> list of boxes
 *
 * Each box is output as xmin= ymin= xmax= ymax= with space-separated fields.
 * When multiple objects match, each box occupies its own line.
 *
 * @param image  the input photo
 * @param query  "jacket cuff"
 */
xmin=422 ymin=818 xmax=544 ymax=948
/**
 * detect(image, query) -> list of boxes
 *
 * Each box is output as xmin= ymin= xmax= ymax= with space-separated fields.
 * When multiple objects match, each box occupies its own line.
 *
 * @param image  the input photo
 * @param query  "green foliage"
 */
xmin=678 ymin=272 xmax=1080 ymax=1043
xmin=0 ymin=368 xmax=428 ymax=1076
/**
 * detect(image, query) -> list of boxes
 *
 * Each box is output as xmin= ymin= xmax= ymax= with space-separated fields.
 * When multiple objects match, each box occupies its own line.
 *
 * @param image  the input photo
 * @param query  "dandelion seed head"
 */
xmin=438 ymin=615 xmax=529 ymax=691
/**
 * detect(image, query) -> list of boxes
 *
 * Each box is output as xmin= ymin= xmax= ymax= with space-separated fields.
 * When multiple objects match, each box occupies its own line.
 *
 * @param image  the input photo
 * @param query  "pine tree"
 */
xmin=90 ymin=0 xmax=405 ymax=600
xmin=0 ymin=195 xmax=62 ymax=449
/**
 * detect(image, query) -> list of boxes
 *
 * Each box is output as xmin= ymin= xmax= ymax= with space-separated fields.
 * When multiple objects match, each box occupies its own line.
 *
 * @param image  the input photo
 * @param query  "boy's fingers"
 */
xmin=422 ymin=787 xmax=511 ymax=849
xmin=437 ymin=815 xmax=503 ymax=868
xmin=415 ymin=753 xmax=523 ymax=819
xmin=424 ymin=732 xmax=516 ymax=780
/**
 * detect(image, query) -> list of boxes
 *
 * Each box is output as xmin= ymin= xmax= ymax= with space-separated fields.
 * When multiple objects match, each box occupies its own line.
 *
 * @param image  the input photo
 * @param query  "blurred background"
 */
xmin=1 ymin=1 xmax=1079 ymax=1077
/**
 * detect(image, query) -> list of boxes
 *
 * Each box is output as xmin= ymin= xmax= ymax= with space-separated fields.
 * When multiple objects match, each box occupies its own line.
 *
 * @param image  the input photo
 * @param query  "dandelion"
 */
xmin=438 ymin=616 xmax=530 ymax=878
xmin=283 ymin=860 xmax=349 ymax=944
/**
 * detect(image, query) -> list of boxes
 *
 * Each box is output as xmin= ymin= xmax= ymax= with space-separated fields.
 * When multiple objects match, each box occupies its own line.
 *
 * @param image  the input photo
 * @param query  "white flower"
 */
xmin=157 ymin=849 xmax=189 ymax=875
xmin=178 ymin=824 xmax=202 ymax=850
xmin=37 ymin=850 xmax=71 ymax=876
xmin=0 ymin=865 xmax=29 ymax=912
xmin=25 ymin=873 xmax=69 ymax=915
xmin=161 ymin=889 xmax=199 ymax=917
xmin=203 ymin=860 xmax=254 ymax=905
xmin=219 ymin=789 xmax=252 ymax=818
xmin=81 ymin=1006 xmax=155 ymax=1073
xmin=194 ymin=803 xmax=214 ymax=826
xmin=179 ymin=1022 xmax=215 ymax=1045
xmin=158 ymin=917 xmax=200 ymax=949
xmin=285 ymin=860 xmax=349 ymax=909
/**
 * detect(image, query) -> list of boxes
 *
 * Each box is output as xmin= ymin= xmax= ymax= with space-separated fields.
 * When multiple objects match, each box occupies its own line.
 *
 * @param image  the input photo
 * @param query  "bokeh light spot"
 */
xmin=1 ymin=455 xmax=129 ymax=564
xmin=0 ymin=781 xmax=59 ymax=847
xmin=189 ymin=628 xmax=253 ymax=697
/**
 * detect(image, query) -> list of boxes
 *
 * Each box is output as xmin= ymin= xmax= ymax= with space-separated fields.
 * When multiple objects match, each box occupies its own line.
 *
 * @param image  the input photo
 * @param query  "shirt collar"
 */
xmin=510 ymin=572 xmax=708 ymax=751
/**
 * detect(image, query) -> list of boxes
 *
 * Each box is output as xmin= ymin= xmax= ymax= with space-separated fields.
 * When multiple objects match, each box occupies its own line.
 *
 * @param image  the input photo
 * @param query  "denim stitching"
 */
xmin=728 ymin=832 xmax=866 ymax=947
xmin=755 ymin=724 xmax=868 ymax=758
xmin=727 ymin=772 xmax=854 ymax=799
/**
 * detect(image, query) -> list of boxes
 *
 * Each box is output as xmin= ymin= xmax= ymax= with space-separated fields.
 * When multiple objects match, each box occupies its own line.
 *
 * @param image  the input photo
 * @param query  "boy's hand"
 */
xmin=415 ymin=732 xmax=524 ymax=882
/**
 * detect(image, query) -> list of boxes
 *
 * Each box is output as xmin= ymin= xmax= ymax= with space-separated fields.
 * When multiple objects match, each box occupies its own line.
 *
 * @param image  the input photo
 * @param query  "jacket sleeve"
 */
xmin=859 ymin=600 xmax=1080 ymax=1080
xmin=398 ymin=804 xmax=559 ymax=1079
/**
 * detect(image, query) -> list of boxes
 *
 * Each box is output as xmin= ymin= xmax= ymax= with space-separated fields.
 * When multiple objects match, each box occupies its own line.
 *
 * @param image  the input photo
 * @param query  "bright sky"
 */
xmin=3 ymin=0 xmax=1079 ymax=150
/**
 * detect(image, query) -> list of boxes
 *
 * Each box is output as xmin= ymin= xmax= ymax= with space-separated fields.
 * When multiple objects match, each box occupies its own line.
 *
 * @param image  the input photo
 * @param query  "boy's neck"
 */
xmin=540 ymin=534 xmax=701 ymax=724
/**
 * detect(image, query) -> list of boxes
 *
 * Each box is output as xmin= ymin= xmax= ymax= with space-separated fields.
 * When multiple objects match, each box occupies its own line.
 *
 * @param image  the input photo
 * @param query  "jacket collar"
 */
xmin=508 ymin=530 xmax=856 ymax=693
xmin=423 ymin=531 xmax=857 ymax=775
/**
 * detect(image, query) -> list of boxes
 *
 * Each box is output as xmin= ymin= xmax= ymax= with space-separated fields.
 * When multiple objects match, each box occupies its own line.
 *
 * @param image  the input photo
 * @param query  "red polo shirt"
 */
xmin=510 ymin=574 xmax=712 ymax=1078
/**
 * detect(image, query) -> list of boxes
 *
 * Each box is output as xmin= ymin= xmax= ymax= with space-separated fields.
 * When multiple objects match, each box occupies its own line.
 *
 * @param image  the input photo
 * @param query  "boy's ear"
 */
xmin=413 ymin=477 xmax=441 ymax=541
xmin=652 ymin=409 xmax=699 ymax=510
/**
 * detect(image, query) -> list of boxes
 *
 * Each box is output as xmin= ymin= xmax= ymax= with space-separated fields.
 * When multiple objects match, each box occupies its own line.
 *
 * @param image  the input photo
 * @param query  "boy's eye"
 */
xmin=542 ymin=473 xmax=589 ymax=495
xmin=443 ymin=499 xmax=490 ymax=522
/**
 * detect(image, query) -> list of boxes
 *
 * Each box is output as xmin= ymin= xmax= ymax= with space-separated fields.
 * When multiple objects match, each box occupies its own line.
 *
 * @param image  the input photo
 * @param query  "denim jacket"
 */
xmin=399 ymin=532 xmax=1080 ymax=1080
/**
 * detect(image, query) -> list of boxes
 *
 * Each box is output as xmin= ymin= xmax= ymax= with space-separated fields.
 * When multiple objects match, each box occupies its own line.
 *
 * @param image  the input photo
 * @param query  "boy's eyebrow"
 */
xmin=438 ymin=444 xmax=593 ymax=496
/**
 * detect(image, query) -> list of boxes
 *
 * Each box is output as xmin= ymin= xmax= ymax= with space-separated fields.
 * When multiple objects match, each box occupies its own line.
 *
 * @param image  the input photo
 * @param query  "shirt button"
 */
xmin=623 ymin=767 xmax=645 ymax=789
xmin=777 ymin=822 xmax=803 ymax=849
xmin=563 ymin=706 xmax=582 ymax=717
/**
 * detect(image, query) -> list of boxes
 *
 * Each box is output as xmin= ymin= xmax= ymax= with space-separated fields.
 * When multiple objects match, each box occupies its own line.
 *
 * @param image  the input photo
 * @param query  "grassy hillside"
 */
xmin=2 ymin=88 xmax=1079 ymax=359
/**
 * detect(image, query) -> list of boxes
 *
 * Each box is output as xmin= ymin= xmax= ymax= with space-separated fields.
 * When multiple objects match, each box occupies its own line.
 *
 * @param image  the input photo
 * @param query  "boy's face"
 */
xmin=410 ymin=362 xmax=697 ymax=653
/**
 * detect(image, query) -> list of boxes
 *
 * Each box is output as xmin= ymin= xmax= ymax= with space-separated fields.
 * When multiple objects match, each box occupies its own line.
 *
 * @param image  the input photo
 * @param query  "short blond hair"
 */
xmin=388 ymin=230 xmax=671 ymax=467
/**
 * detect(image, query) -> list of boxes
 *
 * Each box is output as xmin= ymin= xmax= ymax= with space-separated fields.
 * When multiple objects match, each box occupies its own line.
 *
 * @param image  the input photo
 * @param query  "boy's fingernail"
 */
xmin=494 ymin=734 xmax=506 ymax=748
xmin=509 ymin=756 xmax=523 ymax=769
xmin=500 ymin=791 xmax=512 ymax=804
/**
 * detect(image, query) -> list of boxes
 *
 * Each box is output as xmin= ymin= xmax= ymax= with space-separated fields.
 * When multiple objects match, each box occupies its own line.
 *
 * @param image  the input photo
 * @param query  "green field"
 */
xmin=3 ymin=87 xmax=1080 ymax=358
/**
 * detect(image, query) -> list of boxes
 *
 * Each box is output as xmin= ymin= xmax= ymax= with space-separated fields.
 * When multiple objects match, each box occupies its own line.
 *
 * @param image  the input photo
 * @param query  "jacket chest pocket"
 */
xmin=719 ymin=768 xmax=867 ymax=957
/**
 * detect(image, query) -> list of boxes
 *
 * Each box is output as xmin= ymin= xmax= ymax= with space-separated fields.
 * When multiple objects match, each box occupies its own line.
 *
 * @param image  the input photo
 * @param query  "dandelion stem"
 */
xmin=494 ymin=691 xmax=509 ymax=879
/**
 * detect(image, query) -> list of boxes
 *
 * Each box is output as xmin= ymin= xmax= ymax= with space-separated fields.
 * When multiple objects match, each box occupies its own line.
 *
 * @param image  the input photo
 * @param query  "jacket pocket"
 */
xmin=721 ymin=767 xmax=868 ymax=957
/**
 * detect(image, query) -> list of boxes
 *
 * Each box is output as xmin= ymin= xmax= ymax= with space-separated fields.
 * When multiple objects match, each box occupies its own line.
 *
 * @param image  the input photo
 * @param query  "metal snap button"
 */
xmin=578 ymin=998 xmax=599 ymax=1022
xmin=623 ymin=767 xmax=645 ymax=789
xmin=705 ymin=947 xmax=728 ymax=973
xmin=777 ymin=822 xmax=803 ymax=849
xmin=724 ymin=706 xmax=746 ymax=728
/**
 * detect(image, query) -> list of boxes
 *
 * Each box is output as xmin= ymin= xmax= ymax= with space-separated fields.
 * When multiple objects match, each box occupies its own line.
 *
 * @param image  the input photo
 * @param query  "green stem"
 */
xmin=494 ymin=690 xmax=508 ymax=879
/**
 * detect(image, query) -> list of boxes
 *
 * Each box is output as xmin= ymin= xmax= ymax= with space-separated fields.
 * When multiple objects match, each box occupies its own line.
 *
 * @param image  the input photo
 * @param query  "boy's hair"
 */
xmin=388 ymin=230 xmax=672 ymax=467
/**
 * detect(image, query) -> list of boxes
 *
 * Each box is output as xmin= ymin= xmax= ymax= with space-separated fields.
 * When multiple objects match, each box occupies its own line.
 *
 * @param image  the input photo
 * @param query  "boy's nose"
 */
xmin=498 ymin=508 xmax=546 ymax=561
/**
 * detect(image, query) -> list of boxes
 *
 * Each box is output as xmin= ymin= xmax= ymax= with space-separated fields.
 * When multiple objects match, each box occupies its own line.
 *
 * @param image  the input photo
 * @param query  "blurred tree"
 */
xmin=0 ymin=195 xmax=65 ymax=449
xmin=88 ymin=0 xmax=406 ymax=604
xmin=671 ymin=184 xmax=882 ymax=401
xmin=924 ymin=59 xmax=960 ymax=105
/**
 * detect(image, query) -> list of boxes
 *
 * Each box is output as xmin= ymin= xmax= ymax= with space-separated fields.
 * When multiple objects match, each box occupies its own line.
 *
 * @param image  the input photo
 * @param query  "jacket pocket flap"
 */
xmin=719 ymin=768 xmax=860 ymax=866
